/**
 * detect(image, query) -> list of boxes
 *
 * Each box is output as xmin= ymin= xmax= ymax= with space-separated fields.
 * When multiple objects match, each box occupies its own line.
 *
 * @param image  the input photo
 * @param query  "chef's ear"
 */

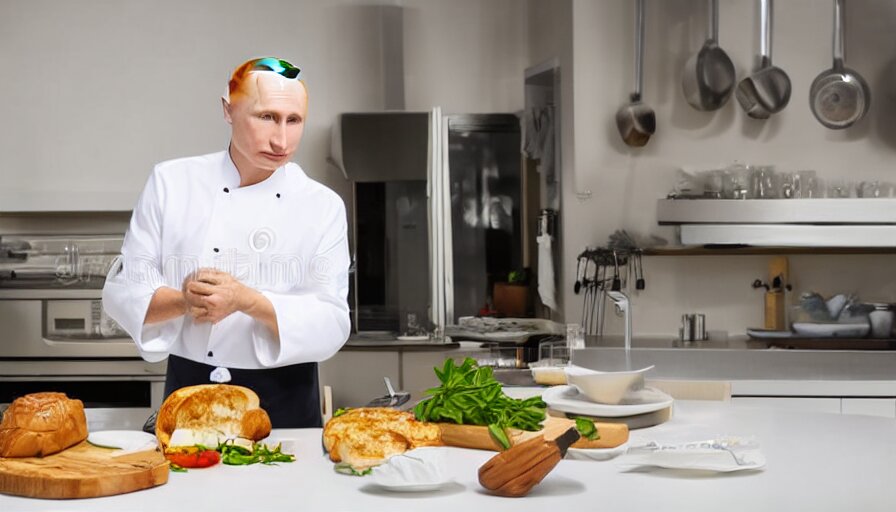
xmin=222 ymin=97 xmax=233 ymax=124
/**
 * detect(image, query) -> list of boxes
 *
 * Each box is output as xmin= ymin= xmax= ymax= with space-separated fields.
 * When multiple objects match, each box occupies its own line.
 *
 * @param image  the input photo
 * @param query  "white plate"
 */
xmin=746 ymin=328 xmax=794 ymax=339
xmin=566 ymin=442 xmax=629 ymax=461
xmin=791 ymin=322 xmax=870 ymax=338
xmin=87 ymin=430 xmax=157 ymax=452
xmin=618 ymin=440 xmax=766 ymax=472
xmin=542 ymin=385 xmax=673 ymax=417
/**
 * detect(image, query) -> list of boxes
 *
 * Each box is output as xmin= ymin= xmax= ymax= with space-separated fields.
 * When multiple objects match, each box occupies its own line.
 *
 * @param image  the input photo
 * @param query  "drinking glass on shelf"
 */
xmin=794 ymin=170 xmax=819 ymax=198
xmin=724 ymin=162 xmax=753 ymax=199
xmin=752 ymin=165 xmax=778 ymax=199
xmin=780 ymin=172 xmax=796 ymax=199
xmin=827 ymin=179 xmax=852 ymax=198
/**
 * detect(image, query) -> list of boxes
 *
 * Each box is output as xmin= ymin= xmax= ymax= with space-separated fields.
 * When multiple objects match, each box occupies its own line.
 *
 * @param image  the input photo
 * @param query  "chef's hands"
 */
xmin=183 ymin=269 xmax=254 ymax=324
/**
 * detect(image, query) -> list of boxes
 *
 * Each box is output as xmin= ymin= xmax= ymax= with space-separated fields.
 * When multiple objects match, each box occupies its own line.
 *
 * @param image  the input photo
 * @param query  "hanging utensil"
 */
xmin=736 ymin=0 xmax=791 ymax=119
xmin=616 ymin=0 xmax=656 ymax=147
xmin=809 ymin=0 xmax=870 ymax=129
xmin=611 ymin=251 xmax=622 ymax=292
xmin=682 ymin=0 xmax=736 ymax=111
xmin=573 ymin=257 xmax=584 ymax=295
xmin=636 ymin=251 xmax=646 ymax=291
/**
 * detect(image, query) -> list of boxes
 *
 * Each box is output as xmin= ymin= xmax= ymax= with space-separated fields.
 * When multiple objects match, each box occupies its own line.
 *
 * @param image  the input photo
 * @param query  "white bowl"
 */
xmin=564 ymin=365 xmax=654 ymax=405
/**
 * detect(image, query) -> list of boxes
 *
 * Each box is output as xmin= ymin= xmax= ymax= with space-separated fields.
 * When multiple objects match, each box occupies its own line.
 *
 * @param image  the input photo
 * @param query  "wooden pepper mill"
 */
xmin=478 ymin=427 xmax=580 ymax=497
xmin=764 ymin=256 xmax=790 ymax=331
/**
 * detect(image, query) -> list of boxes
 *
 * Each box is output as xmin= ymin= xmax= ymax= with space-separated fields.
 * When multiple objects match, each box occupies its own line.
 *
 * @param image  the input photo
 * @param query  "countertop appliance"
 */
xmin=0 ymin=234 xmax=165 ymax=430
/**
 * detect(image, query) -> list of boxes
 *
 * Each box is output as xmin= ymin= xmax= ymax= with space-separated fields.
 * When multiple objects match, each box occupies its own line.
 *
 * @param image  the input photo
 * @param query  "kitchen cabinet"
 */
xmin=318 ymin=351 xmax=400 ymax=409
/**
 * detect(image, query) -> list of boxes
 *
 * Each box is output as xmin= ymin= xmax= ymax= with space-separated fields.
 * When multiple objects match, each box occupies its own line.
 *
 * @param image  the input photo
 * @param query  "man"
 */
xmin=102 ymin=57 xmax=350 ymax=428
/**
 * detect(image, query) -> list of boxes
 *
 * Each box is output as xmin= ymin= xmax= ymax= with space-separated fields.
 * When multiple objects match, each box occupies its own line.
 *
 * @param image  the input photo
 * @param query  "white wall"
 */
xmin=561 ymin=0 xmax=896 ymax=338
xmin=0 ymin=0 xmax=527 ymax=213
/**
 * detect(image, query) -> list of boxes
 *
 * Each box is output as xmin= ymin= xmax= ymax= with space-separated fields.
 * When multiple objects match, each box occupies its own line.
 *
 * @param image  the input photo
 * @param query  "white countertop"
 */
xmin=3 ymin=401 xmax=896 ymax=511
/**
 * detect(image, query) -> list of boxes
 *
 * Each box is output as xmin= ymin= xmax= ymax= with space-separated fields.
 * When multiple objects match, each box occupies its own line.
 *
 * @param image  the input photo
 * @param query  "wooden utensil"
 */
xmin=478 ymin=427 xmax=579 ymax=497
xmin=0 ymin=441 xmax=168 ymax=499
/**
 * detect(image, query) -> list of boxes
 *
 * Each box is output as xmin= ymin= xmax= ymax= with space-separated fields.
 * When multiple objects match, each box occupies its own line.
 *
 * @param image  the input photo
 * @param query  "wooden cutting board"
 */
xmin=0 ymin=441 xmax=168 ymax=499
xmin=437 ymin=417 xmax=629 ymax=451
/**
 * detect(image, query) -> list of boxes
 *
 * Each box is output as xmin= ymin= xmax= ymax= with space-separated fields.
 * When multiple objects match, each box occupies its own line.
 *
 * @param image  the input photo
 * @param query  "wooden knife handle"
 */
xmin=478 ymin=428 xmax=580 ymax=497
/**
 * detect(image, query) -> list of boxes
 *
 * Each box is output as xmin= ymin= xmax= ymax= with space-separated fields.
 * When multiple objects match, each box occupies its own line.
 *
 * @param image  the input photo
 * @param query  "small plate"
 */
xmin=87 ymin=430 xmax=158 ymax=452
xmin=746 ymin=328 xmax=794 ymax=339
xmin=792 ymin=322 xmax=870 ymax=338
xmin=542 ymin=385 xmax=673 ymax=417
xmin=566 ymin=442 xmax=629 ymax=461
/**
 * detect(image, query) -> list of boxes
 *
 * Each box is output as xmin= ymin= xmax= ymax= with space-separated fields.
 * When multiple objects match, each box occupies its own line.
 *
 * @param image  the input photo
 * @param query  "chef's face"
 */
xmin=224 ymin=72 xmax=308 ymax=174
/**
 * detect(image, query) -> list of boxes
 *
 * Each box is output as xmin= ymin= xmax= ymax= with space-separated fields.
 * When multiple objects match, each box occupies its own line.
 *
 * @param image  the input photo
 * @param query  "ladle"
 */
xmin=616 ymin=0 xmax=656 ymax=147
xmin=735 ymin=0 xmax=791 ymax=119
xmin=809 ymin=0 xmax=870 ymax=129
xmin=682 ymin=0 xmax=736 ymax=111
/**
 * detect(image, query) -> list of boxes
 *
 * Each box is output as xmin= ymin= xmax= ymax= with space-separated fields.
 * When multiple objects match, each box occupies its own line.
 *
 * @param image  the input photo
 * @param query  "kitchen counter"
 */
xmin=3 ymin=401 xmax=895 ymax=511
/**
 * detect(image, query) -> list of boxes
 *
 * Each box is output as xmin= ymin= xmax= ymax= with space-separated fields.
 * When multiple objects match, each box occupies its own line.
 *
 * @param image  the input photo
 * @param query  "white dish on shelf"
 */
xmin=791 ymin=322 xmax=870 ymax=338
xmin=566 ymin=442 xmax=629 ymax=461
xmin=542 ymin=385 xmax=673 ymax=417
xmin=396 ymin=335 xmax=430 ymax=341
xmin=746 ymin=328 xmax=794 ymax=339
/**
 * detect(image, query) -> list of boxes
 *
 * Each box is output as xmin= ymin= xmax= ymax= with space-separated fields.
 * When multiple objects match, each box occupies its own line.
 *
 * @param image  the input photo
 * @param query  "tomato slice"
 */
xmin=165 ymin=448 xmax=221 ymax=468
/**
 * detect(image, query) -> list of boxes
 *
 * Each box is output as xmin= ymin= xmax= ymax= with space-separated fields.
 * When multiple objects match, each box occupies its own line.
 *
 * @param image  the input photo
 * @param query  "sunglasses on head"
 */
xmin=251 ymin=58 xmax=302 ymax=79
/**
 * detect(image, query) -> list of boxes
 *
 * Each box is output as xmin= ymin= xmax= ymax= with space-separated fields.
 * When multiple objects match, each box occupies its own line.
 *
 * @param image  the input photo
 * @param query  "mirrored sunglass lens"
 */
xmin=282 ymin=67 xmax=301 ymax=79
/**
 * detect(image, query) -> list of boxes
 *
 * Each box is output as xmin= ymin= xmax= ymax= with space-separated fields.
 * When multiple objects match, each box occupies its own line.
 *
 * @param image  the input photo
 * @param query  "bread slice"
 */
xmin=155 ymin=384 xmax=271 ymax=451
xmin=322 ymin=408 xmax=441 ymax=470
xmin=0 ymin=392 xmax=88 ymax=458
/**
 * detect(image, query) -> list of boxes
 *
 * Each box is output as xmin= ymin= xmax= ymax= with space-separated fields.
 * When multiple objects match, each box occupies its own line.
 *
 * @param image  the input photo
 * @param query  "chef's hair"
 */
xmin=224 ymin=57 xmax=305 ymax=103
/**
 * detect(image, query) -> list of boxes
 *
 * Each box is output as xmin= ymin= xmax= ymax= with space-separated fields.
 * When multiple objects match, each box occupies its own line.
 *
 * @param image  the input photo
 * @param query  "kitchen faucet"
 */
xmin=607 ymin=290 xmax=632 ymax=370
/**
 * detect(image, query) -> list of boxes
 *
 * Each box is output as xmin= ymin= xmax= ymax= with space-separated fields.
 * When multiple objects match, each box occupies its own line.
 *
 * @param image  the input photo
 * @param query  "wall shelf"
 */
xmin=644 ymin=246 xmax=896 ymax=256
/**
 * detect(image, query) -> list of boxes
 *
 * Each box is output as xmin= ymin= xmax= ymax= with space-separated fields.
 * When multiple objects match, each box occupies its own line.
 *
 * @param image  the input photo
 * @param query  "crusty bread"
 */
xmin=0 ymin=392 xmax=88 ymax=458
xmin=322 ymin=408 xmax=441 ymax=470
xmin=155 ymin=384 xmax=271 ymax=450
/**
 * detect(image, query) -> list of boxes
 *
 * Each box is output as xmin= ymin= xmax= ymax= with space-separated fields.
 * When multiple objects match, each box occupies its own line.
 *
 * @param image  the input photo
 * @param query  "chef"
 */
xmin=102 ymin=57 xmax=350 ymax=428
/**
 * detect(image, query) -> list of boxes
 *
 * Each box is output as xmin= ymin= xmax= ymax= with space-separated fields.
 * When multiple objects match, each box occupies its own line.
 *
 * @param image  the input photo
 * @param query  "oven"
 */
xmin=0 ymin=234 xmax=166 ymax=430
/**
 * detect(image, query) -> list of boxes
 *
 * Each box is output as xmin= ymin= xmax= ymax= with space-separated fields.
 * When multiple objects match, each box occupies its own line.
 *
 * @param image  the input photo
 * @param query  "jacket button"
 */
xmin=207 ymin=351 xmax=214 ymax=357
xmin=223 ymin=187 xmax=230 ymax=193
xmin=276 ymin=193 xmax=281 ymax=198
xmin=213 ymin=248 xmax=220 ymax=253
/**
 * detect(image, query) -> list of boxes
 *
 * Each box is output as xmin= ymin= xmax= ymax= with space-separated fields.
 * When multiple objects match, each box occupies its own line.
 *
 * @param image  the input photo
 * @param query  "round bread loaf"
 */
xmin=0 ymin=392 xmax=88 ymax=458
xmin=155 ymin=384 xmax=272 ymax=450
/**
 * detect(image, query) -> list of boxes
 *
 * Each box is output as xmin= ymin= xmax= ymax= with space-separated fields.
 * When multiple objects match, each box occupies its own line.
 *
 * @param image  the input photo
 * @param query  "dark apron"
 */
xmin=164 ymin=355 xmax=322 ymax=428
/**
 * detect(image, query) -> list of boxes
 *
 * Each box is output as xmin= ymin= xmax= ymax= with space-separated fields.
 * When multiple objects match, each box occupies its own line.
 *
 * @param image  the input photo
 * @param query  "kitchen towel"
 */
xmin=537 ymin=234 xmax=558 ymax=311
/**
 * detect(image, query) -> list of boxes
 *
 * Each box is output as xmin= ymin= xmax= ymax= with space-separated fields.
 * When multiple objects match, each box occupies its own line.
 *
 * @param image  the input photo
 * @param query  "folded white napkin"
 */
xmin=372 ymin=447 xmax=449 ymax=488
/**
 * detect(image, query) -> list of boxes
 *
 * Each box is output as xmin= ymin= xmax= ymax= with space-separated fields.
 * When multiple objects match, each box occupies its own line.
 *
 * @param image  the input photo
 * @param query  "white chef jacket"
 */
xmin=102 ymin=150 xmax=350 ymax=369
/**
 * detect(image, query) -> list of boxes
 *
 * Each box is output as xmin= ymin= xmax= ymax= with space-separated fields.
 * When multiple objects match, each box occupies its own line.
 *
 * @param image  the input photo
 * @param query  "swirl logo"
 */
xmin=249 ymin=227 xmax=276 ymax=253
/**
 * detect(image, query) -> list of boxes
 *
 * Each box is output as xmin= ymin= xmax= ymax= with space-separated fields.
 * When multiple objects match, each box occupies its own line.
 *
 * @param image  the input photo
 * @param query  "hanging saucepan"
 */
xmin=809 ymin=0 xmax=870 ymax=129
xmin=616 ymin=0 xmax=656 ymax=147
xmin=736 ymin=0 xmax=791 ymax=119
xmin=682 ymin=0 xmax=736 ymax=111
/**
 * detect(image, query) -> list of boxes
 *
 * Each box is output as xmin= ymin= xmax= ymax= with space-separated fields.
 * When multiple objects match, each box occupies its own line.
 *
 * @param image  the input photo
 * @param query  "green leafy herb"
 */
xmin=414 ymin=358 xmax=547 ymax=450
xmin=169 ymin=462 xmax=187 ymax=473
xmin=333 ymin=407 xmax=351 ymax=418
xmin=218 ymin=441 xmax=296 ymax=466
xmin=334 ymin=462 xmax=373 ymax=476
xmin=574 ymin=417 xmax=599 ymax=441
